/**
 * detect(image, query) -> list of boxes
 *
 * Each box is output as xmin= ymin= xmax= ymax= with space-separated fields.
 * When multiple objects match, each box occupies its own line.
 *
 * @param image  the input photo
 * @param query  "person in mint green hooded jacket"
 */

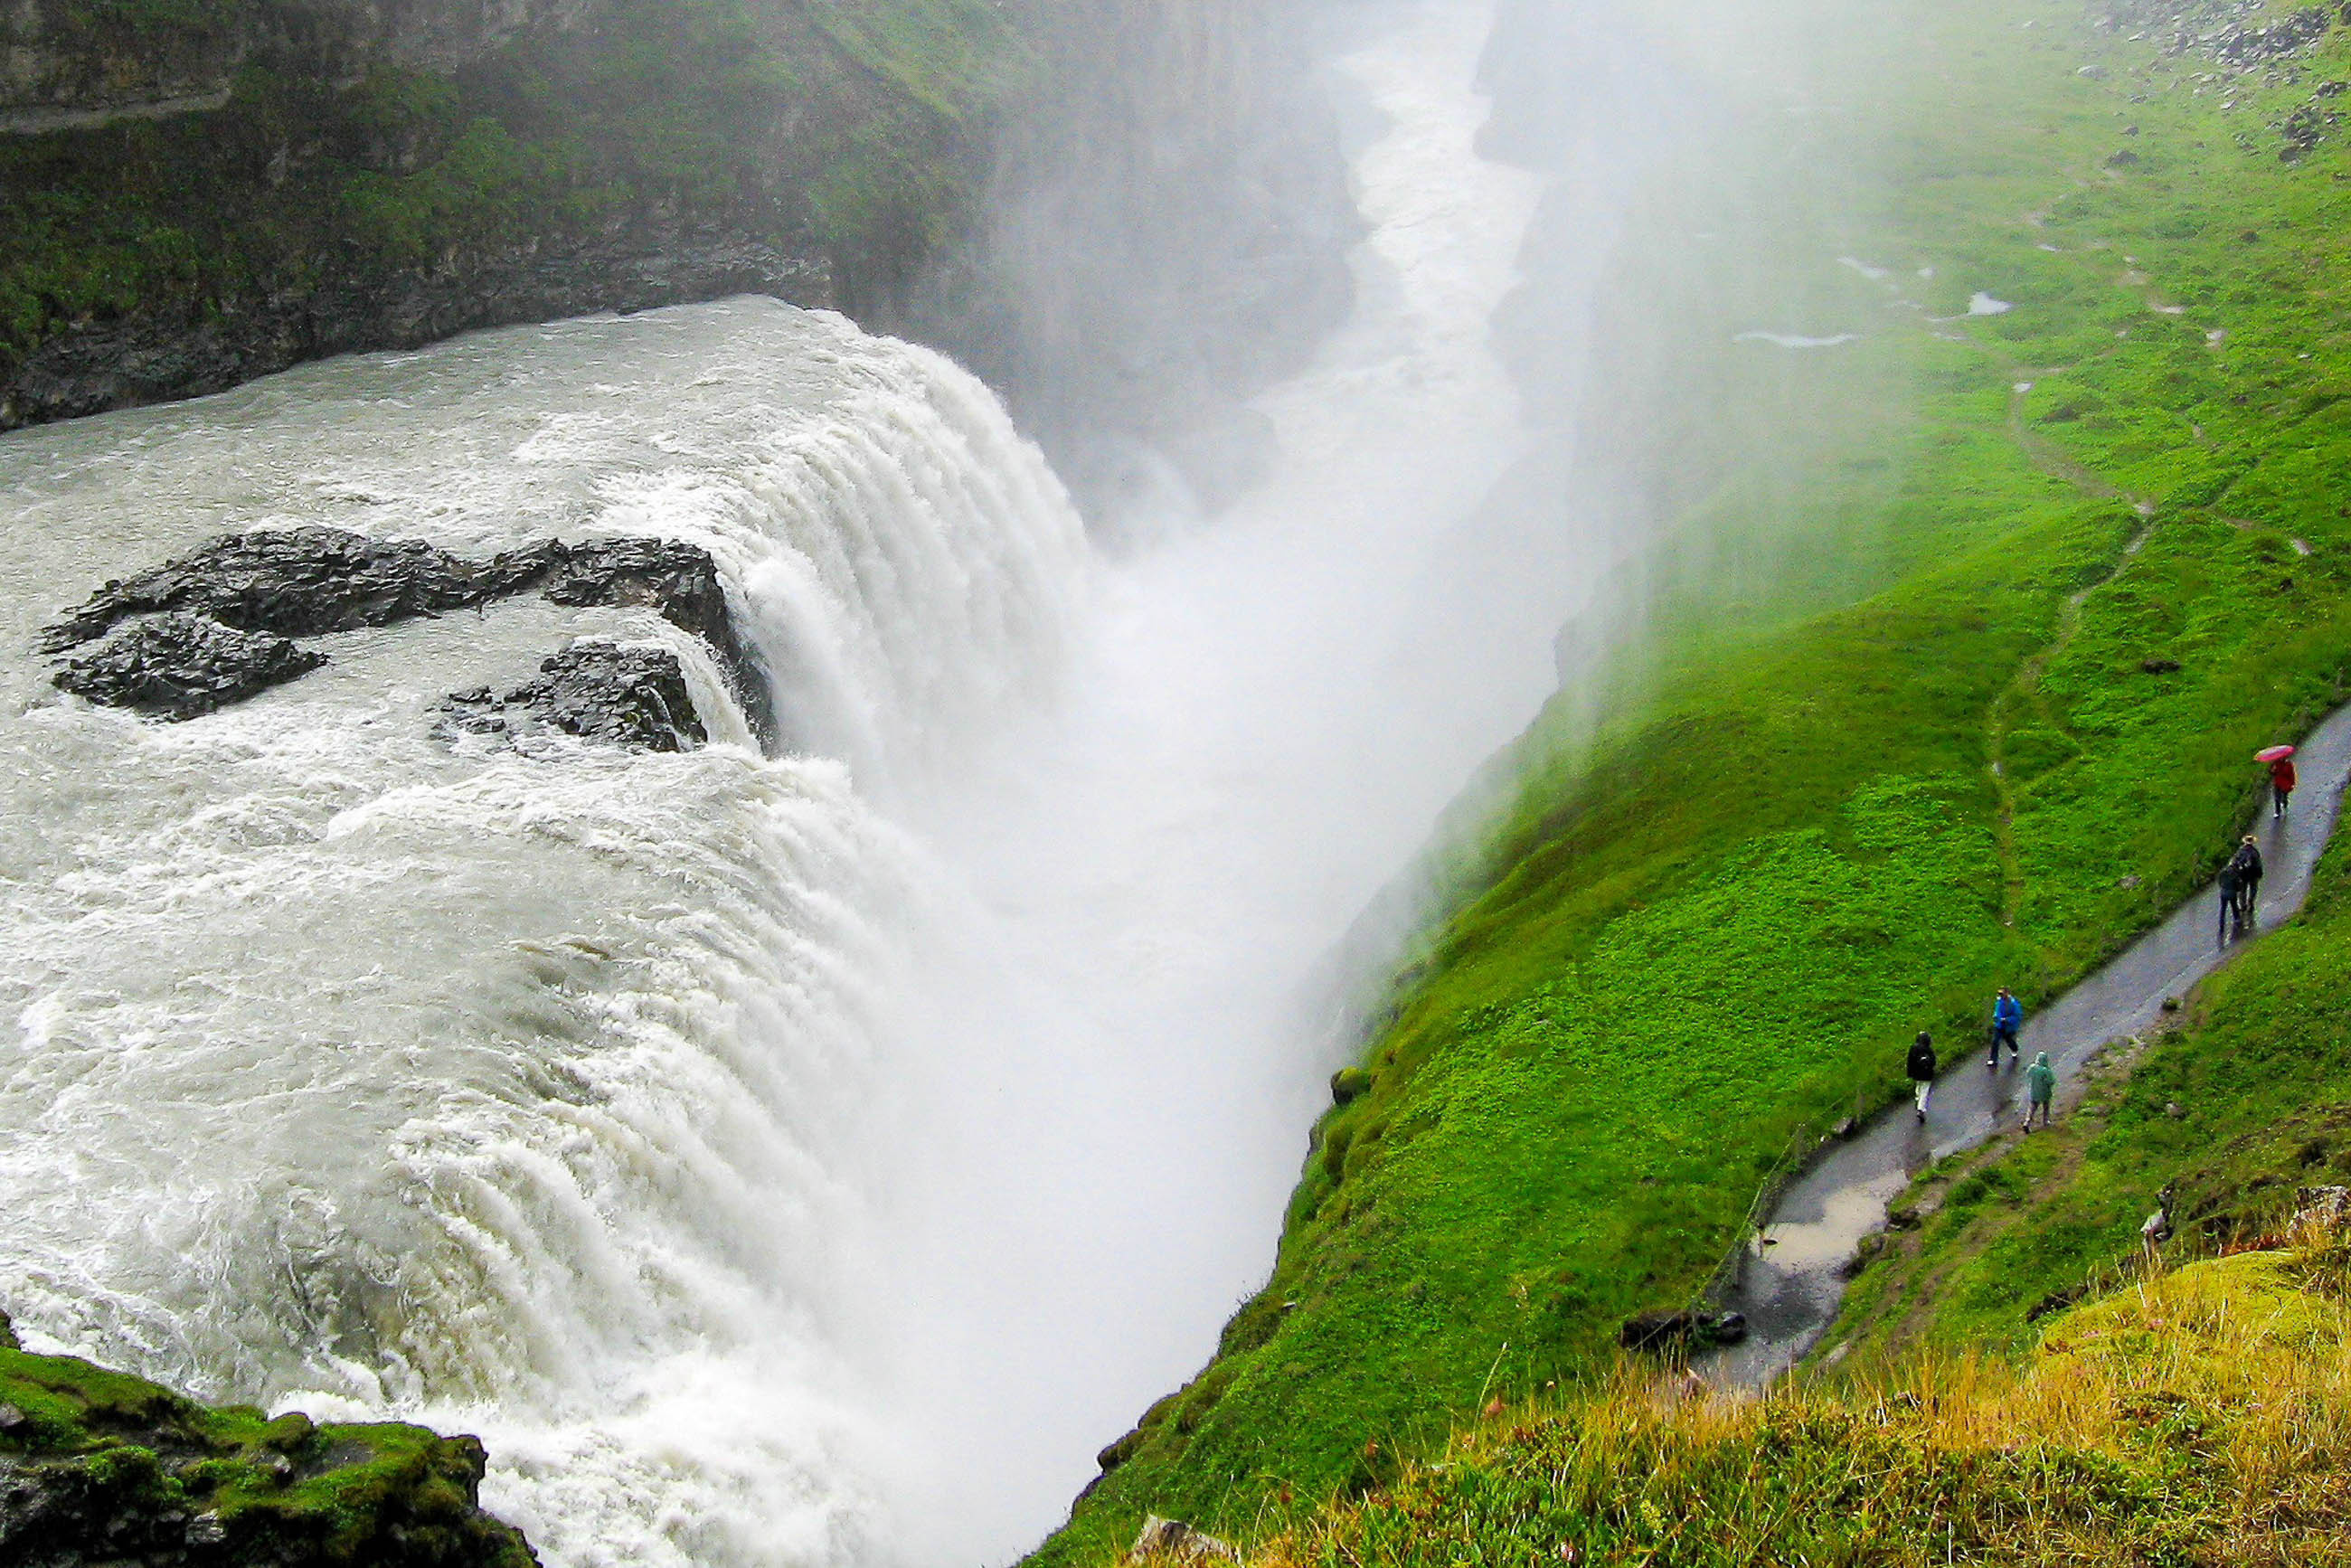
xmin=2023 ymin=1051 xmax=2057 ymax=1132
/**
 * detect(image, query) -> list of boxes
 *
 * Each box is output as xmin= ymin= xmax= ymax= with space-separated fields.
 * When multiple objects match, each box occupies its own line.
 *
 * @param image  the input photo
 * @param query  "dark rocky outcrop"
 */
xmin=1618 ymin=1309 xmax=1747 ymax=1355
xmin=8 ymin=238 xmax=829 ymax=432
xmin=502 ymin=537 xmax=774 ymax=744
xmin=42 ymin=527 xmax=776 ymax=746
xmin=39 ymin=528 xmax=532 ymax=652
xmin=441 ymin=641 xmax=708 ymax=753
xmin=50 ymin=613 xmax=330 ymax=720
xmin=0 ymin=1305 xmax=535 ymax=1568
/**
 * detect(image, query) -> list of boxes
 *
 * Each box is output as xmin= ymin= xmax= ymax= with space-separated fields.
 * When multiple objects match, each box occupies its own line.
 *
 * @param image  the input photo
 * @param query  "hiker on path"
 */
xmin=1907 ymin=1031 xmax=1938 ymax=1122
xmin=2219 ymin=853 xmax=2244 ymax=944
xmin=2231 ymin=834 xmax=2264 ymax=938
xmin=2023 ymin=1050 xmax=2057 ymax=1132
xmin=1987 ymin=987 xmax=2023 ymax=1068
xmin=2271 ymin=752 xmax=2298 ymax=819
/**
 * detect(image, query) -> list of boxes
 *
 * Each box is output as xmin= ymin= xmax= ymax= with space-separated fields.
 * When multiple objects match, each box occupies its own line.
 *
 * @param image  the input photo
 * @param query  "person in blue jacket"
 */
xmin=1987 ymin=987 xmax=2023 ymax=1068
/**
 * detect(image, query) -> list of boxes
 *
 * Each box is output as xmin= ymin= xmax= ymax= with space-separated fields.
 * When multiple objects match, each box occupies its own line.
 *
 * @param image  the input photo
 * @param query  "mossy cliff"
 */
xmin=0 ymin=1306 xmax=533 ymax=1566
xmin=1034 ymin=0 xmax=2351 ymax=1557
xmin=0 ymin=0 xmax=1349 ymax=472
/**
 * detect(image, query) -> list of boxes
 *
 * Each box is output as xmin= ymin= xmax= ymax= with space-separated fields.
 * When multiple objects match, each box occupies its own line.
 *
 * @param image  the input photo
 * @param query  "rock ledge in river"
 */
xmin=42 ymin=527 xmax=775 ymax=746
xmin=441 ymin=641 xmax=708 ymax=753
xmin=52 ymin=612 xmax=329 ymax=720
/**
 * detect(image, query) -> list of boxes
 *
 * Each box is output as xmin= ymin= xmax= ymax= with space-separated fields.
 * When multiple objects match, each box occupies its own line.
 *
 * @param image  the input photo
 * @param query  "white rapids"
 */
xmin=0 ymin=0 xmax=1608 ymax=1562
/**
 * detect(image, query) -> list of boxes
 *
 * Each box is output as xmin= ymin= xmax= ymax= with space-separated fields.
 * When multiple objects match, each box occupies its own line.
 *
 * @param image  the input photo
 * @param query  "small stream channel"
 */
xmin=1705 ymin=700 xmax=2351 ymax=1386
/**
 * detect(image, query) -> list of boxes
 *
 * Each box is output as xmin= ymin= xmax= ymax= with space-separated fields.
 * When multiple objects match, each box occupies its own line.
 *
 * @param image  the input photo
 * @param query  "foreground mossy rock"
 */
xmin=0 ymin=1312 xmax=535 ymax=1567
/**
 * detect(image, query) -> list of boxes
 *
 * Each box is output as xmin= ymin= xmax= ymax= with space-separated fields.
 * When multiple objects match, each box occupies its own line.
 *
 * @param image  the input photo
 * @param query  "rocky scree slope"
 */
xmin=0 ymin=1305 xmax=534 ymax=1567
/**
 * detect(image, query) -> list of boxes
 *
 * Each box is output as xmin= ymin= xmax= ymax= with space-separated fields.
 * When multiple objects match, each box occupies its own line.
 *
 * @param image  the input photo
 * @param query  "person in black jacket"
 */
xmin=2230 ymin=835 xmax=2263 ymax=939
xmin=1907 ymin=1031 xmax=1938 ymax=1122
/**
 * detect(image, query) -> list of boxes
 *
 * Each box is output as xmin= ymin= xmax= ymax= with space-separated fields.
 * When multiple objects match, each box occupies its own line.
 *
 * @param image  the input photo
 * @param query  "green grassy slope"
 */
xmin=1256 ymin=1242 xmax=2351 ymax=1566
xmin=1034 ymin=0 xmax=2351 ymax=1557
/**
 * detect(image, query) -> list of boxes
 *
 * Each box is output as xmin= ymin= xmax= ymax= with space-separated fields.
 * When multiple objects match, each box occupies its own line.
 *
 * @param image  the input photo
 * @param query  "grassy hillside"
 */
xmin=1827 ymin=797 xmax=2351 ymax=1367
xmin=1034 ymin=0 xmax=2351 ymax=1556
xmin=1251 ymin=1237 xmax=2351 ymax=1566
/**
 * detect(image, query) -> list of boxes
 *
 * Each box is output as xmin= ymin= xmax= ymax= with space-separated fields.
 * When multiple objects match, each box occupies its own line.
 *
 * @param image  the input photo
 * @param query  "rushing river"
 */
xmin=0 ymin=0 xmax=1586 ymax=1562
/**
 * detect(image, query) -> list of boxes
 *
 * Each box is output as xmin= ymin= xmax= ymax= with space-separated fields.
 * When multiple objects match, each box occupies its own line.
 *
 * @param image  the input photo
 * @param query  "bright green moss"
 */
xmin=1032 ymin=0 xmax=2351 ymax=1558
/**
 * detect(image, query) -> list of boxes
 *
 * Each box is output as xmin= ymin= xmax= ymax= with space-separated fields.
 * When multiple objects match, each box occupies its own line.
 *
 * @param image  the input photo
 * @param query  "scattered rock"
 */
xmin=2140 ymin=656 xmax=2181 ymax=674
xmin=2165 ymin=1100 xmax=2186 ymax=1119
xmin=1329 ymin=1067 xmax=1374 ymax=1106
xmin=2295 ymin=1185 xmax=2351 ymax=1226
xmin=500 ymin=537 xmax=774 ymax=742
xmin=1125 ymin=1516 xmax=1241 ymax=1566
xmin=2106 ymin=148 xmax=2141 ymax=166
xmin=440 ymin=642 xmax=707 ymax=754
xmin=2162 ymin=997 xmax=2182 ymax=1012
xmin=2120 ymin=874 xmax=2143 ymax=889
xmin=52 ymin=613 xmax=329 ymax=720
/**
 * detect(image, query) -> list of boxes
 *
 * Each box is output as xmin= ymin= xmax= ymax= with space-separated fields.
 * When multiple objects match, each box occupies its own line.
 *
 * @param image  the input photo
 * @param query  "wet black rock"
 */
xmin=52 ymin=613 xmax=329 ymax=719
xmin=43 ymin=528 xmax=774 ymax=746
xmin=496 ymin=537 xmax=774 ymax=744
xmin=441 ymin=642 xmax=707 ymax=753
xmin=40 ymin=528 xmax=527 ymax=652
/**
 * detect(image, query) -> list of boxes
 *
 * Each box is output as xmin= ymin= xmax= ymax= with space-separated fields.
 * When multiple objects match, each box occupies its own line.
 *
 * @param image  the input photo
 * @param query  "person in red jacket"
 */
xmin=2271 ymin=753 xmax=2298 ymax=818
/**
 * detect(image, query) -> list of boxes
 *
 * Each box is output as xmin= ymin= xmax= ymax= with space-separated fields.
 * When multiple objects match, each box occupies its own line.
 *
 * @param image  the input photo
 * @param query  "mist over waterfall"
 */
xmin=0 ymin=0 xmax=1630 ymax=1562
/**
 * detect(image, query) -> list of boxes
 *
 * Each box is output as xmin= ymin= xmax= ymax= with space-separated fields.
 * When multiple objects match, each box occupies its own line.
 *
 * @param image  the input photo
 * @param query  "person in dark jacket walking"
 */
xmin=2231 ymin=835 xmax=2264 ymax=937
xmin=1907 ymin=1031 xmax=1938 ymax=1122
xmin=2271 ymin=754 xmax=2298 ymax=818
xmin=1987 ymin=987 xmax=2023 ymax=1068
xmin=2219 ymin=855 xmax=2244 ymax=944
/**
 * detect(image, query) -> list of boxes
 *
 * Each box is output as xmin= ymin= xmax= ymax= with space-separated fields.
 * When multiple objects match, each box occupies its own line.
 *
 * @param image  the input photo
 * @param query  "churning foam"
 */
xmin=0 ymin=300 xmax=1088 ymax=1565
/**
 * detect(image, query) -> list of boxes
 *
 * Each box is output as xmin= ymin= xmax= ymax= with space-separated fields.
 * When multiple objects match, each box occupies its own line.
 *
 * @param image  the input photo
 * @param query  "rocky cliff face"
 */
xmin=0 ymin=0 xmax=1005 ymax=430
xmin=1 ymin=0 xmax=1356 ymax=516
xmin=913 ymin=0 xmax=1356 ymax=518
xmin=1 ymin=0 xmax=592 ymax=132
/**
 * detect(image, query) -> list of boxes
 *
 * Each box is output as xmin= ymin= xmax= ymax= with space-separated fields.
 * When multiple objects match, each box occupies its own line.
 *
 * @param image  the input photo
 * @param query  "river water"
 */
xmin=0 ymin=0 xmax=1581 ymax=1562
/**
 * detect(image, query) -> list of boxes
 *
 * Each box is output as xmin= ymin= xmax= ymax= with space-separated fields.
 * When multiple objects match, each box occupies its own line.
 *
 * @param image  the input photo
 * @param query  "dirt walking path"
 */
xmin=1704 ymin=701 xmax=2351 ymax=1387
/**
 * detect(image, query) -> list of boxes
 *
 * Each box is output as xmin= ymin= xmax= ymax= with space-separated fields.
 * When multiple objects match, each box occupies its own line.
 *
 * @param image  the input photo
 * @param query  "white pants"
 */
xmin=1914 ymin=1080 xmax=1932 ymax=1114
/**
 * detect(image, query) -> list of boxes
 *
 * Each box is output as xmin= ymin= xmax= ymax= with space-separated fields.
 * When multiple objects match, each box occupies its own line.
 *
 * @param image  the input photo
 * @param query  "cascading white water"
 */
xmin=0 ymin=0 xmax=1612 ymax=1562
xmin=0 ymin=302 xmax=1092 ymax=1565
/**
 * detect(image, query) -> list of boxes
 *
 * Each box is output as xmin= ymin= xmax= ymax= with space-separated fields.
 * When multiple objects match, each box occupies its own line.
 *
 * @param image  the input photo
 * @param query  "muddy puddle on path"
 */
xmin=1704 ymin=699 xmax=2351 ymax=1387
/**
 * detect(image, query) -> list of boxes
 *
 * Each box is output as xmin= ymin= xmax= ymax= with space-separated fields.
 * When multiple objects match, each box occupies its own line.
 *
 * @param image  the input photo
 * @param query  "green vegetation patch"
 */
xmin=1034 ymin=0 xmax=2351 ymax=1557
xmin=1251 ymin=1243 xmax=2351 ymax=1567
xmin=0 ymin=1310 xmax=532 ymax=1563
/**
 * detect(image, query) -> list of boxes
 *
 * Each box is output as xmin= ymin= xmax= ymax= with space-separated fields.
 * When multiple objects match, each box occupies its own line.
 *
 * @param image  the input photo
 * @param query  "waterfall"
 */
xmin=0 ymin=299 xmax=1091 ymax=1566
xmin=0 ymin=0 xmax=1611 ymax=1560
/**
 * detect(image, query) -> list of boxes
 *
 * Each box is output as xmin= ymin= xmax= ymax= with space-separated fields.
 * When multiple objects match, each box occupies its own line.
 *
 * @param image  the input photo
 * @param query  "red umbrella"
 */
xmin=2257 ymin=745 xmax=2297 ymax=763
